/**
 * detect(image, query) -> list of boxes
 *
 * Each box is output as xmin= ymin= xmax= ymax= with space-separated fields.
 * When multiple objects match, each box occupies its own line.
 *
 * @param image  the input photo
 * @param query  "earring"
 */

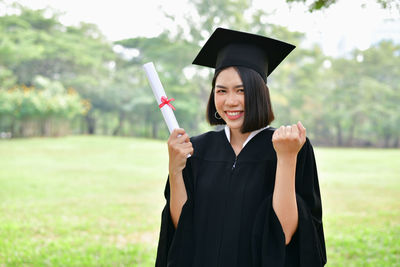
xmin=214 ymin=111 xmax=222 ymax=120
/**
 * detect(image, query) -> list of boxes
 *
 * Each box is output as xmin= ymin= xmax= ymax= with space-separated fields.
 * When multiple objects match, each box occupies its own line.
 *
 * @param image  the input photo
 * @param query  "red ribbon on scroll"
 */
xmin=159 ymin=96 xmax=176 ymax=110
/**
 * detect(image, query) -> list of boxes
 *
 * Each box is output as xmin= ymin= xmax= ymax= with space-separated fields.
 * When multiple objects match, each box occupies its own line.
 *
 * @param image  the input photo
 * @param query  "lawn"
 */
xmin=0 ymin=136 xmax=399 ymax=266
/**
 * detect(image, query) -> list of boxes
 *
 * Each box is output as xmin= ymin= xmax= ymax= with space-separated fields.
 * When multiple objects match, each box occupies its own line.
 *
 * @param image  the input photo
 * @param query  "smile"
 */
xmin=225 ymin=111 xmax=244 ymax=120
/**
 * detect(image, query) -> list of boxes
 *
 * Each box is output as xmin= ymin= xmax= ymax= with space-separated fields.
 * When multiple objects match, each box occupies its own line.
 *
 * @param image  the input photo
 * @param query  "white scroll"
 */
xmin=143 ymin=62 xmax=180 ymax=133
xmin=143 ymin=62 xmax=191 ymax=158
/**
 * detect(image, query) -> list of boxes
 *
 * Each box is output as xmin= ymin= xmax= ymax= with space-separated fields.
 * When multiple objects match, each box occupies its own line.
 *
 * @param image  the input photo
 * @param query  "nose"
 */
xmin=225 ymin=92 xmax=239 ymax=106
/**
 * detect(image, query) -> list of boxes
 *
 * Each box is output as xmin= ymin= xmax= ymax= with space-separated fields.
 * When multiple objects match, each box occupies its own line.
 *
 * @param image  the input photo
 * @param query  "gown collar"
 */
xmin=224 ymin=125 xmax=270 ymax=148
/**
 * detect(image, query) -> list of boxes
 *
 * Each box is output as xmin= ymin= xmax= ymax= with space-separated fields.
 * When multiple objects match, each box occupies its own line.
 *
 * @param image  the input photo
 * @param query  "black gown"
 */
xmin=155 ymin=127 xmax=326 ymax=267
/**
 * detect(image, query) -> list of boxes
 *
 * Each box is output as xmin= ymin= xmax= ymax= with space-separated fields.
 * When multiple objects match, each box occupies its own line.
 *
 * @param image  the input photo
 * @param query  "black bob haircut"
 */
xmin=206 ymin=66 xmax=275 ymax=133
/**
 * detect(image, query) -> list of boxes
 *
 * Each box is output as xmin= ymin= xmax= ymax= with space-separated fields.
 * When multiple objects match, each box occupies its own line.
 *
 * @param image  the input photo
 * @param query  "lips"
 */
xmin=225 ymin=111 xmax=244 ymax=120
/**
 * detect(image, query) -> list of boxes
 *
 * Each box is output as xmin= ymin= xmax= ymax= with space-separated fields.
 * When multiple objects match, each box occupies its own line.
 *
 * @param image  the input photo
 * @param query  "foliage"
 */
xmin=0 ymin=1 xmax=399 ymax=147
xmin=0 ymin=2 xmax=116 ymax=135
xmin=115 ymin=33 xmax=202 ymax=138
xmin=0 ymin=5 xmax=115 ymax=85
xmin=285 ymin=0 xmax=400 ymax=12
xmin=0 ymin=77 xmax=87 ymax=136
xmin=0 ymin=86 xmax=85 ymax=119
xmin=322 ymin=41 xmax=400 ymax=147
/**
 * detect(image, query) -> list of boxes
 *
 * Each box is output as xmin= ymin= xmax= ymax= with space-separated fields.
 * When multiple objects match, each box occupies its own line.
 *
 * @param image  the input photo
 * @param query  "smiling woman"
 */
xmin=207 ymin=66 xmax=272 ymax=156
xmin=214 ymin=67 xmax=246 ymax=129
xmin=208 ymin=66 xmax=276 ymax=153
xmin=156 ymin=27 xmax=326 ymax=267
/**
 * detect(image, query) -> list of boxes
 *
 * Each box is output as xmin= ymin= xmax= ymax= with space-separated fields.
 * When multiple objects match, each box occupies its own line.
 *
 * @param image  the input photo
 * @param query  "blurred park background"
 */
xmin=0 ymin=0 xmax=399 ymax=266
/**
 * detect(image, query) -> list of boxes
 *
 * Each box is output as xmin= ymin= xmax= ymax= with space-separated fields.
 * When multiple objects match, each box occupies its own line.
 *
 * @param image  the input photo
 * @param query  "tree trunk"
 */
xmin=101 ymin=113 xmax=108 ymax=135
xmin=144 ymin=112 xmax=151 ymax=138
xmin=10 ymin=117 xmax=16 ymax=137
xmin=393 ymin=136 xmax=399 ymax=148
xmin=383 ymin=134 xmax=390 ymax=148
xmin=346 ymin=123 xmax=355 ymax=147
xmin=152 ymin=121 xmax=158 ymax=139
xmin=40 ymin=118 xmax=52 ymax=136
xmin=80 ymin=116 xmax=86 ymax=134
xmin=112 ymin=111 xmax=125 ymax=136
xmin=336 ymin=122 xmax=343 ymax=146
xmin=129 ymin=117 xmax=136 ymax=136
xmin=85 ymin=114 xmax=96 ymax=135
xmin=20 ymin=119 xmax=37 ymax=137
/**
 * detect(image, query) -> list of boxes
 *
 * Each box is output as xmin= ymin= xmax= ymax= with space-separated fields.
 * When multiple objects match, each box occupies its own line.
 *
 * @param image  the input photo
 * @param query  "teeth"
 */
xmin=227 ymin=112 xmax=241 ymax=116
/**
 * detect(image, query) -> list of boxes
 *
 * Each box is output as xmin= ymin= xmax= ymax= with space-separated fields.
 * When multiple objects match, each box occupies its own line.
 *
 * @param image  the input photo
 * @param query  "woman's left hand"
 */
xmin=272 ymin=121 xmax=307 ymax=158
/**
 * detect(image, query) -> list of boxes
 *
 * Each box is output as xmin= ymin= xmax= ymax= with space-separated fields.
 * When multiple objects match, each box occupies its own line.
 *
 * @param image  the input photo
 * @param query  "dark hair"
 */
xmin=206 ymin=66 xmax=275 ymax=133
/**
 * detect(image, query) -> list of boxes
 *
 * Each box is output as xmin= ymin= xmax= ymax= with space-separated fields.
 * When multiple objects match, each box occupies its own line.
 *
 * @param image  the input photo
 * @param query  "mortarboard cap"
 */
xmin=192 ymin=27 xmax=295 ymax=82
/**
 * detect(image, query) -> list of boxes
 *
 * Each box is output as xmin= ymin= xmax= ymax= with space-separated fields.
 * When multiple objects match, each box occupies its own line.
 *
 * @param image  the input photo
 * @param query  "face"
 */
xmin=214 ymin=67 xmax=245 ymax=131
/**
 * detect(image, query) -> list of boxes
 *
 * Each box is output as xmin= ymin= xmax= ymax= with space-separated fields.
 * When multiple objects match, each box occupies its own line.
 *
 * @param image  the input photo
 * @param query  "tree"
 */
xmin=315 ymin=40 xmax=400 ymax=147
xmin=115 ymin=33 xmax=202 ymax=138
xmin=0 ymin=3 xmax=117 ymax=134
xmin=285 ymin=0 xmax=400 ymax=12
xmin=0 ymin=78 xmax=86 ymax=137
xmin=358 ymin=41 xmax=400 ymax=147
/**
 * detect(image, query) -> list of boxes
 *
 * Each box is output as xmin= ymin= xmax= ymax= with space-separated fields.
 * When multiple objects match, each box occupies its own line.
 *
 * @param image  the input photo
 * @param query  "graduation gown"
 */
xmin=155 ymin=127 xmax=326 ymax=267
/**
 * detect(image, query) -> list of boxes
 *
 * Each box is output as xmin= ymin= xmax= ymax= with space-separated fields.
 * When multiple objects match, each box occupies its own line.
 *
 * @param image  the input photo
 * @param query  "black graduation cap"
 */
xmin=192 ymin=27 xmax=295 ymax=82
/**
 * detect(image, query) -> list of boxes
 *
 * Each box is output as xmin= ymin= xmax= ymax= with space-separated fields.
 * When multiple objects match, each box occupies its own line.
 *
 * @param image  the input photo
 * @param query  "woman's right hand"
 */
xmin=168 ymin=128 xmax=193 ymax=177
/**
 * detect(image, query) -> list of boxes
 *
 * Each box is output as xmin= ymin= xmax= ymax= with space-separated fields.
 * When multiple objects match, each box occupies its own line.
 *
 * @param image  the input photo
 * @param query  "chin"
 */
xmin=226 ymin=122 xmax=243 ymax=130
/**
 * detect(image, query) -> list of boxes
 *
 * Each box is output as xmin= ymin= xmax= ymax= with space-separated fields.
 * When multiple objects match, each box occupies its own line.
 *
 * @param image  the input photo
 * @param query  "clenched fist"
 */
xmin=272 ymin=121 xmax=306 ymax=158
xmin=168 ymin=128 xmax=194 ymax=176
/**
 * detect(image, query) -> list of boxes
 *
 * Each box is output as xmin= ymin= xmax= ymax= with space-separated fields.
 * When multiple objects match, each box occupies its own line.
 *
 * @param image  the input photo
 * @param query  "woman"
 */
xmin=156 ymin=28 xmax=326 ymax=267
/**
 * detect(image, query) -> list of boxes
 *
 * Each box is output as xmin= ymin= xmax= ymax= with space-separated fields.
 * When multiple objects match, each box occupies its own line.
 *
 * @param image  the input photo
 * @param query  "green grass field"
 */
xmin=0 ymin=136 xmax=399 ymax=266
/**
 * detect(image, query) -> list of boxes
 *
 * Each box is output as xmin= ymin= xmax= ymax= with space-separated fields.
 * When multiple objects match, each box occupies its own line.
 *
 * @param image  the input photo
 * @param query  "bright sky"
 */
xmin=5 ymin=0 xmax=400 ymax=57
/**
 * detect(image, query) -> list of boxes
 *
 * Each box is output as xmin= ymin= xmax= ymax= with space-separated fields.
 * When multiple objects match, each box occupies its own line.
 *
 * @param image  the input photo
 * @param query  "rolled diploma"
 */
xmin=143 ymin=62 xmax=191 ymax=158
xmin=143 ymin=62 xmax=179 ymax=133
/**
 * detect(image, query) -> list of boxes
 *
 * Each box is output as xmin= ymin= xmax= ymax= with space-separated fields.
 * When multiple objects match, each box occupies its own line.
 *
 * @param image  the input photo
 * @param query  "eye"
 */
xmin=216 ymin=89 xmax=226 ymax=94
xmin=237 ymin=88 xmax=244 ymax=93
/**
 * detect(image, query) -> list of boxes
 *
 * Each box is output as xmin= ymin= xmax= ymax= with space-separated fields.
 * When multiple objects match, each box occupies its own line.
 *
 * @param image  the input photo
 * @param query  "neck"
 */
xmin=230 ymin=127 xmax=250 ymax=147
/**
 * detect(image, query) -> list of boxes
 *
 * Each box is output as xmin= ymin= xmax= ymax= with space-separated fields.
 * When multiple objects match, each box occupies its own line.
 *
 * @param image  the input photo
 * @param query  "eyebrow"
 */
xmin=215 ymin=84 xmax=244 ymax=89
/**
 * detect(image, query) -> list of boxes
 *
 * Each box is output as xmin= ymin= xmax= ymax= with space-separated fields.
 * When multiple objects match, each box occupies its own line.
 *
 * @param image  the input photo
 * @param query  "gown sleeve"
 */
xmin=252 ymin=138 xmax=327 ymax=267
xmin=155 ymin=157 xmax=195 ymax=267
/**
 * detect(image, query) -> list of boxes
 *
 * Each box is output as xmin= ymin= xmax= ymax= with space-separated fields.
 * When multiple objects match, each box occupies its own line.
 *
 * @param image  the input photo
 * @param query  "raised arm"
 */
xmin=167 ymin=128 xmax=193 ymax=228
xmin=272 ymin=121 xmax=306 ymax=245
